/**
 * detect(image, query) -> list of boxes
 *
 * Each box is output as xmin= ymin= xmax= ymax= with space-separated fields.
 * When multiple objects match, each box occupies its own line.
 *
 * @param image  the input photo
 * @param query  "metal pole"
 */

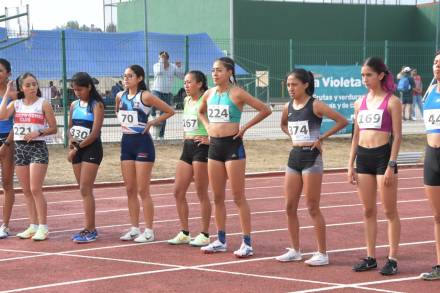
xmin=363 ymin=0 xmax=368 ymax=60
xmin=384 ymin=39 xmax=388 ymax=65
xmin=185 ymin=35 xmax=189 ymax=74
xmin=436 ymin=1 xmax=440 ymax=51
xmin=143 ymin=0 xmax=150 ymax=86
xmin=103 ymin=0 xmax=106 ymax=31
xmin=289 ymin=39 xmax=293 ymax=72
xmin=61 ymin=30 xmax=68 ymax=148
xmin=229 ymin=0 xmax=234 ymax=58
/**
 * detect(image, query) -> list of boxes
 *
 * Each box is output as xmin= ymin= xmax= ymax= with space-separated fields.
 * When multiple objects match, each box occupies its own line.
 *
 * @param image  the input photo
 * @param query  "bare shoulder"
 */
xmin=388 ymin=94 xmax=402 ymax=105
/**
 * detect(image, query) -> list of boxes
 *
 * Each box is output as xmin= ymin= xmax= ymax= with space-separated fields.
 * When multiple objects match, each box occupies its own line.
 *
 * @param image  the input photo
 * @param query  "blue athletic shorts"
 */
xmin=120 ymin=133 xmax=155 ymax=162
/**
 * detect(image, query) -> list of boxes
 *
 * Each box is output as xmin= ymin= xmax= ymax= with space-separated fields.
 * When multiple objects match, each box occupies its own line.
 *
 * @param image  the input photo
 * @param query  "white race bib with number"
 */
xmin=288 ymin=121 xmax=310 ymax=142
xmin=183 ymin=115 xmax=198 ymax=132
xmin=13 ymin=123 xmax=38 ymax=141
xmin=357 ymin=110 xmax=383 ymax=129
xmin=208 ymin=105 xmax=230 ymax=123
xmin=70 ymin=126 xmax=91 ymax=142
xmin=424 ymin=109 xmax=440 ymax=131
xmin=118 ymin=110 xmax=138 ymax=127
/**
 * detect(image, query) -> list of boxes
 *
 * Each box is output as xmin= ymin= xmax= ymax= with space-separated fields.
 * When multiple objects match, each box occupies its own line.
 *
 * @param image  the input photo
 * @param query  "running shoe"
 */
xmin=233 ymin=242 xmax=254 ymax=258
xmin=379 ymin=258 xmax=398 ymax=275
xmin=134 ymin=229 xmax=154 ymax=243
xmin=16 ymin=225 xmax=38 ymax=239
xmin=73 ymin=229 xmax=98 ymax=243
xmin=190 ymin=233 xmax=210 ymax=247
xmin=276 ymin=248 xmax=302 ymax=262
xmin=32 ymin=226 xmax=49 ymax=241
xmin=0 ymin=224 xmax=10 ymax=239
xmin=201 ymin=240 xmax=227 ymax=253
xmin=353 ymin=257 xmax=377 ymax=272
xmin=168 ymin=231 xmax=191 ymax=245
xmin=420 ymin=266 xmax=440 ymax=281
xmin=120 ymin=227 xmax=140 ymax=241
xmin=304 ymin=252 xmax=329 ymax=266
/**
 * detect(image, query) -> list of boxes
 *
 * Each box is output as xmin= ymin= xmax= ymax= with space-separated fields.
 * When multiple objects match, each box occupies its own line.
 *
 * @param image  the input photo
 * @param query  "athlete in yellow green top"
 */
xmin=168 ymin=70 xmax=212 ymax=247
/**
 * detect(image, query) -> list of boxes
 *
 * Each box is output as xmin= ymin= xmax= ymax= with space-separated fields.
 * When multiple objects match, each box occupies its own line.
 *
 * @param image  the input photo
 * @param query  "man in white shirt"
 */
xmin=151 ymin=51 xmax=184 ymax=139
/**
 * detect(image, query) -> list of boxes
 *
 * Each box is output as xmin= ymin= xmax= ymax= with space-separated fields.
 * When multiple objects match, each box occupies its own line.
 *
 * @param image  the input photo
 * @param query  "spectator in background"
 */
xmin=411 ymin=68 xmax=423 ymax=121
xmin=397 ymin=66 xmax=415 ymax=121
xmin=151 ymin=51 xmax=184 ymax=140
xmin=49 ymin=81 xmax=61 ymax=111
xmin=111 ymin=81 xmax=123 ymax=100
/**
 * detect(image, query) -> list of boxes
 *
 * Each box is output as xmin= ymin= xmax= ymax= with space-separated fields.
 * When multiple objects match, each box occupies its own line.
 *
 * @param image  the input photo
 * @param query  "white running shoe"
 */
xmin=201 ymin=240 xmax=227 ymax=253
xmin=134 ymin=229 xmax=154 ymax=243
xmin=0 ymin=224 xmax=10 ymax=239
xmin=31 ymin=226 xmax=49 ymax=241
xmin=233 ymin=242 xmax=254 ymax=258
xmin=16 ymin=225 xmax=38 ymax=239
xmin=120 ymin=227 xmax=140 ymax=241
xmin=168 ymin=231 xmax=191 ymax=245
xmin=304 ymin=252 xmax=329 ymax=266
xmin=276 ymin=248 xmax=302 ymax=262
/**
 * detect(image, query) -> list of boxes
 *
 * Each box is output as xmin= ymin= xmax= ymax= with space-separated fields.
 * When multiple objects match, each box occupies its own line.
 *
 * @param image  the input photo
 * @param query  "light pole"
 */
xmin=144 ymin=0 xmax=149 ymax=86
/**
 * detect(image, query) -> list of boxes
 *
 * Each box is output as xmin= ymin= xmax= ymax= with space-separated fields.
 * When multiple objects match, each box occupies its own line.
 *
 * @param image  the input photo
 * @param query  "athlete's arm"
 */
xmin=198 ymin=89 xmax=211 ymax=132
xmin=40 ymin=100 xmax=58 ymax=136
xmin=78 ymin=102 xmax=104 ymax=149
xmin=0 ymin=81 xmax=15 ymax=120
xmin=313 ymin=100 xmax=348 ymax=140
xmin=280 ymin=102 xmax=290 ymax=137
xmin=142 ymin=91 xmax=174 ymax=127
xmin=347 ymin=99 xmax=361 ymax=184
xmin=387 ymin=96 xmax=403 ymax=163
xmin=234 ymin=87 xmax=271 ymax=136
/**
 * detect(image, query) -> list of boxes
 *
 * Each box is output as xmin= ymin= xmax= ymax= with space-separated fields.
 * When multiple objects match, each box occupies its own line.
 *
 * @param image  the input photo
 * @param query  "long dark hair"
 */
xmin=286 ymin=68 xmax=315 ymax=96
xmin=0 ymin=58 xmax=11 ymax=74
xmin=363 ymin=57 xmax=396 ymax=93
xmin=127 ymin=64 xmax=148 ymax=92
xmin=16 ymin=72 xmax=42 ymax=99
xmin=187 ymin=70 xmax=208 ymax=93
xmin=71 ymin=72 xmax=104 ymax=112
xmin=216 ymin=57 xmax=237 ymax=84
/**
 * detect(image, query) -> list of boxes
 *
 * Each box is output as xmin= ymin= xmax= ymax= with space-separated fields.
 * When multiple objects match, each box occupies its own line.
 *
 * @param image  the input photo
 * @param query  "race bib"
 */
xmin=424 ymin=109 xmax=440 ymax=131
xmin=183 ymin=115 xmax=198 ymax=132
xmin=207 ymin=105 xmax=230 ymax=123
xmin=70 ymin=125 xmax=91 ymax=142
xmin=13 ymin=123 xmax=39 ymax=141
xmin=357 ymin=110 xmax=383 ymax=129
xmin=288 ymin=121 xmax=310 ymax=142
xmin=118 ymin=110 xmax=138 ymax=127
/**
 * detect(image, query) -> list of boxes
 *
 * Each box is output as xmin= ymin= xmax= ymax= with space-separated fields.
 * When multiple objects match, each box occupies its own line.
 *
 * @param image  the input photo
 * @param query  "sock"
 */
xmin=217 ymin=230 xmax=226 ymax=244
xmin=201 ymin=232 xmax=209 ymax=238
xmin=388 ymin=256 xmax=397 ymax=262
xmin=243 ymin=234 xmax=251 ymax=246
xmin=144 ymin=228 xmax=153 ymax=234
xmin=131 ymin=226 xmax=140 ymax=232
xmin=39 ymin=224 xmax=48 ymax=230
xmin=30 ymin=224 xmax=39 ymax=230
xmin=182 ymin=230 xmax=189 ymax=236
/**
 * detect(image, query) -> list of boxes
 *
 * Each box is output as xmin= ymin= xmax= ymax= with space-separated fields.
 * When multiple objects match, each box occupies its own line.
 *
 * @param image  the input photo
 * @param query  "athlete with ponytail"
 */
xmin=348 ymin=57 xmax=402 ymax=275
xmin=198 ymin=57 xmax=271 ymax=257
xmin=168 ymin=71 xmax=212 ymax=247
xmin=276 ymin=69 xmax=347 ymax=266
xmin=116 ymin=65 xmax=174 ymax=243
xmin=68 ymin=72 xmax=105 ymax=243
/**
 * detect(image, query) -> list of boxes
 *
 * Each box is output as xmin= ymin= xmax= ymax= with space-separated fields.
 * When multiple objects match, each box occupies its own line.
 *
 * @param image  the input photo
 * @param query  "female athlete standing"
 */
xmin=168 ymin=70 xmax=211 ymax=247
xmin=348 ymin=57 xmax=402 ymax=275
xmin=68 ymin=72 xmax=104 ymax=243
xmin=199 ymin=57 xmax=271 ymax=257
xmin=276 ymin=69 xmax=347 ymax=266
xmin=116 ymin=65 xmax=174 ymax=242
xmin=0 ymin=73 xmax=57 ymax=241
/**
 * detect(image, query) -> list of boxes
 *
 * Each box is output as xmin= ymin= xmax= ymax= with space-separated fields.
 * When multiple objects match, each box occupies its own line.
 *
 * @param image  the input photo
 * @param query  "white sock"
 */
xmin=39 ymin=224 xmax=48 ymax=230
xmin=144 ymin=228 xmax=153 ymax=234
xmin=30 ymin=224 xmax=39 ymax=230
xmin=131 ymin=226 xmax=140 ymax=232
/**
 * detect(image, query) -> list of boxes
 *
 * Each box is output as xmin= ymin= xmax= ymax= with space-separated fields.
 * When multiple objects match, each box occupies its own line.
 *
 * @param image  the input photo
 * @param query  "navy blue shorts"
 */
xmin=120 ymin=133 xmax=155 ymax=162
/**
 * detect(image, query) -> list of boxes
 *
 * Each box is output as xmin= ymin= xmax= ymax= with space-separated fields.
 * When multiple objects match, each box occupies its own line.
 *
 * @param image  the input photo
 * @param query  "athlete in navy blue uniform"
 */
xmin=67 ymin=72 xmax=105 ymax=243
xmin=116 ymin=65 xmax=174 ymax=243
xmin=0 ymin=58 xmax=16 ymax=239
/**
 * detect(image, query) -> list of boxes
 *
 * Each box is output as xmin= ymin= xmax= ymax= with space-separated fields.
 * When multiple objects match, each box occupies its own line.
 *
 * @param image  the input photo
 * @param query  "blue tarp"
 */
xmin=0 ymin=29 xmax=246 ymax=80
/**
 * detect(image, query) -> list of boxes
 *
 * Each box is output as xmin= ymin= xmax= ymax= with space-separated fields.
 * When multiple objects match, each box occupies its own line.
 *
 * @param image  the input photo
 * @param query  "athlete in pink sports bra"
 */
xmin=348 ymin=57 xmax=403 ymax=276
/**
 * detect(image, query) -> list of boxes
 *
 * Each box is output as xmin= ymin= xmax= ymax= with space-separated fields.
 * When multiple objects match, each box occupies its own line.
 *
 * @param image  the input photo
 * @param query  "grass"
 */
xmin=43 ymin=134 xmax=427 ymax=186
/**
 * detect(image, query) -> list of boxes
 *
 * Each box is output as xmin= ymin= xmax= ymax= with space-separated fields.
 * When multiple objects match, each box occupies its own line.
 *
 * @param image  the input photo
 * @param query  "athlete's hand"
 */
xmin=2 ymin=81 xmax=13 ymax=101
xmin=347 ymin=166 xmax=357 ymax=185
xmin=24 ymin=131 xmax=40 ymax=143
xmin=233 ymin=127 xmax=246 ymax=140
xmin=383 ymin=166 xmax=395 ymax=186
xmin=195 ymin=136 xmax=209 ymax=146
xmin=67 ymin=148 xmax=77 ymax=163
xmin=310 ymin=138 xmax=323 ymax=153
xmin=142 ymin=121 xmax=154 ymax=135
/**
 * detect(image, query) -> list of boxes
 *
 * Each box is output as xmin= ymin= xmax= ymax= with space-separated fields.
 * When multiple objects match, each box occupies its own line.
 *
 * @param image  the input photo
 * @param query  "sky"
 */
xmin=2 ymin=0 xmax=106 ymax=30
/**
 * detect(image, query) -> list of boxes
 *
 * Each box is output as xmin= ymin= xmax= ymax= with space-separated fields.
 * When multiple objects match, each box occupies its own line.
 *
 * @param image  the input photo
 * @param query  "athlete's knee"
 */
xmin=383 ymin=207 xmax=398 ymax=220
xmin=433 ymin=213 xmax=440 ymax=224
xmin=363 ymin=206 xmax=377 ymax=219
xmin=306 ymin=200 xmax=321 ymax=218
xmin=233 ymin=193 xmax=246 ymax=207
xmin=285 ymin=201 xmax=298 ymax=216
xmin=30 ymin=186 xmax=43 ymax=197
xmin=2 ymin=180 xmax=14 ymax=192
xmin=213 ymin=193 xmax=226 ymax=206
xmin=79 ymin=184 xmax=93 ymax=197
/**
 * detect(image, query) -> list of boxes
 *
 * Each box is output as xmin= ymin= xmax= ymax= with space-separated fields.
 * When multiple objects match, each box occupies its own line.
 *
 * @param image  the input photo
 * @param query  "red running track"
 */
xmin=0 ymin=168 xmax=437 ymax=293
